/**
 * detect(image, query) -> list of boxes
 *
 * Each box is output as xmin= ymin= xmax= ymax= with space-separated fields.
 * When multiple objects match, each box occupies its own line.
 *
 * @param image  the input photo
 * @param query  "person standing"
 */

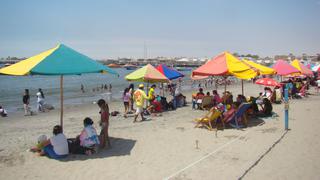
xmin=97 ymin=99 xmax=111 ymax=148
xmin=23 ymin=89 xmax=32 ymax=116
xmin=123 ymin=88 xmax=131 ymax=118
xmin=36 ymin=88 xmax=45 ymax=112
xmin=133 ymin=84 xmax=150 ymax=123
xmin=109 ymin=84 xmax=112 ymax=92
xmin=81 ymin=84 xmax=85 ymax=93
xmin=128 ymin=84 xmax=135 ymax=112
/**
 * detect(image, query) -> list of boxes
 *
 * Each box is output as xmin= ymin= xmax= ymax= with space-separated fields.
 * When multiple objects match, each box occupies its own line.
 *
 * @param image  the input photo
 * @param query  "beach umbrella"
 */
xmin=291 ymin=59 xmax=313 ymax=76
xmin=272 ymin=59 xmax=300 ymax=76
xmin=155 ymin=64 xmax=184 ymax=80
xmin=192 ymin=52 xmax=257 ymax=79
xmin=0 ymin=44 xmax=118 ymax=130
xmin=242 ymin=59 xmax=275 ymax=75
xmin=192 ymin=52 xmax=257 ymax=95
xmin=125 ymin=64 xmax=169 ymax=83
xmin=255 ymin=78 xmax=281 ymax=87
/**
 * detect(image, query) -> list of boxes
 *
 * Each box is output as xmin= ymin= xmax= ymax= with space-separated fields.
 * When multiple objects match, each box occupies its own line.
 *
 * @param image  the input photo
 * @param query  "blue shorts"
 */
xmin=43 ymin=144 xmax=68 ymax=159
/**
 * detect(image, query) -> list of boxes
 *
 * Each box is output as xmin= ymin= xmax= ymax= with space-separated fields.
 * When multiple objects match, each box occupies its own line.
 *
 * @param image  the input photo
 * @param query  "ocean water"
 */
xmin=0 ymin=68 xmax=192 ymax=113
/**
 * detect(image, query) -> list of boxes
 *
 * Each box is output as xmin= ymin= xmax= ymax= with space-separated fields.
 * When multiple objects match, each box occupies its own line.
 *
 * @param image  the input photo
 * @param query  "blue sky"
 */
xmin=0 ymin=0 xmax=319 ymax=59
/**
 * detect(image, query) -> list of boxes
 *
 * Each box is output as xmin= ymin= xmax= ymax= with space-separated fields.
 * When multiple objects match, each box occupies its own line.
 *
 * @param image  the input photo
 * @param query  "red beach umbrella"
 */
xmin=255 ymin=78 xmax=281 ymax=87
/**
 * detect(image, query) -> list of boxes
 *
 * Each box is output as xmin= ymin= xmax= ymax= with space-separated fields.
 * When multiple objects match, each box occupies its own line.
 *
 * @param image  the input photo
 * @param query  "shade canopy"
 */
xmin=125 ymin=64 xmax=169 ymax=83
xmin=242 ymin=59 xmax=275 ymax=75
xmin=0 ymin=44 xmax=118 ymax=76
xmin=272 ymin=59 xmax=300 ymax=76
xmin=255 ymin=78 xmax=281 ymax=87
xmin=155 ymin=64 xmax=184 ymax=80
xmin=192 ymin=52 xmax=257 ymax=79
xmin=291 ymin=59 xmax=313 ymax=76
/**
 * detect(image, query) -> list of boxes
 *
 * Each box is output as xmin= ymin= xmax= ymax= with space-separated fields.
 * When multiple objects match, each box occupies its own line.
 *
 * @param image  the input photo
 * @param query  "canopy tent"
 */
xmin=192 ymin=52 xmax=257 ymax=95
xmin=290 ymin=59 xmax=313 ymax=76
xmin=125 ymin=64 xmax=169 ymax=83
xmin=0 ymin=44 xmax=118 ymax=130
xmin=242 ymin=59 xmax=275 ymax=75
xmin=155 ymin=64 xmax=184 ymax=80
xmin=272 ymin=59 xmax=300 ymax=76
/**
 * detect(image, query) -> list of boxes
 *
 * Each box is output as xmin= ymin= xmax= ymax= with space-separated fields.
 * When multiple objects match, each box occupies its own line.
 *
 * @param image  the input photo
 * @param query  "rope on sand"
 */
xmin=238 ymin=130 xmax=289 ymax=180
xmin=163 ymin=122 xmax=266 ymax=180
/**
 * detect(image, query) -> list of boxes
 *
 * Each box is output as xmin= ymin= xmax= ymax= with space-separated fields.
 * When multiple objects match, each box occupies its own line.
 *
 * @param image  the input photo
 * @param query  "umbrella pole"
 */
xmin=224 ymin=76 xmax=227 ymax=105
xmin=60 ymin=75 xmax=64 ymax=131
xmin=241 ymin=80 xmax=244 ymax=95
xmin=146 ymin=81 xmax=149 ymax=108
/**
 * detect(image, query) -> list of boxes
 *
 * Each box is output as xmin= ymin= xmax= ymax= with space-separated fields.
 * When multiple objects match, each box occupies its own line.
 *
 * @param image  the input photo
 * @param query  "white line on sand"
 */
xmin=163 ymin=122 xmax=265 ymax=180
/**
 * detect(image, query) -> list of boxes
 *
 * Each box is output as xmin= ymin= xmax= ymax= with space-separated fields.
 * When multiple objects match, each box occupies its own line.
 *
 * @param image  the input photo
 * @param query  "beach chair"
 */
xmin=201 ymin=96 xmax=214 ymax=110
xmin=225 ymin=103 xmax=252 ymax=129
xmin=194 ymin=108 xmax=222 ymax=131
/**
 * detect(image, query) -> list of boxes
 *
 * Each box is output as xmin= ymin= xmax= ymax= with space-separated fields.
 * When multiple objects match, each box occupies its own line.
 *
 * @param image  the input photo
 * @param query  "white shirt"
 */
xmin=317 ymin=80 xmax=320 ymax=87
xmin=50 ymin=133 xmax=69 ymax=155
xmin=36 ymin=92 xmax=43 ymax=102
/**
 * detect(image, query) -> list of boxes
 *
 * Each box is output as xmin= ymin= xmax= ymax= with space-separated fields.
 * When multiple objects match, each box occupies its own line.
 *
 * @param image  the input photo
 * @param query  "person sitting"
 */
xmin=247 ymin=96 xmax=259 ymax=115
xmin=256 ymin=98 xmax=273 ymax=117
xmin=262 ymin=87 xmax=273 ymax=100
xmin=74 ymin=117 xmax=100 ymax=155
xmin=222 ymin=91 xmax=233 ymax=105
xmin=221 ymin=103 xmax=238 ymax=123
xmin=41 ymin=125 xmax=69 ymax=159
xmin=195 ymin=88 xmax=205 ymax=109
xmin=236 ymin=94 xmax=247 ymax=104
xmin=0 ymin=106 xmax=8 ymax=117
xmin=212 ymin=90 xmax=221 ymax=106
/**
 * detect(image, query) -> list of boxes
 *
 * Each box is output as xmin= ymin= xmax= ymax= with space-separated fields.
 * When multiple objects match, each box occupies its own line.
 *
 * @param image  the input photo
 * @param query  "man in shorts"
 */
xmin=133 ymin=84 xmax=150 ymax=123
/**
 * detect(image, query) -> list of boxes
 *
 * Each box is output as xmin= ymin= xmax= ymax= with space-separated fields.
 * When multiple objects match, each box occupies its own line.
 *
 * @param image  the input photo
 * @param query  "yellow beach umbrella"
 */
xmin=125 ymin=64 xmax=169 ymax=83
xmin=291 ymin=59 xmax=313 ymax=76
xmin=242 ymin=59 xmax=275 ymax=75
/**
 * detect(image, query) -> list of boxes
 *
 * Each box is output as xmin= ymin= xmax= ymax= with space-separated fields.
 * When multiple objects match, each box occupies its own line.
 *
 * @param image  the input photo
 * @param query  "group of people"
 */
xmin=31 ymin=99 xmax=111 ymax=159
xmin=89 ymin=83 xmax=112 ymax=93
xmin=122 ymin=83 xmax=186 ymax=123
xmin=193 ymin=87 xmax=274 ymax=121
xmin=22 ymin=88 xmax=48 ymax=116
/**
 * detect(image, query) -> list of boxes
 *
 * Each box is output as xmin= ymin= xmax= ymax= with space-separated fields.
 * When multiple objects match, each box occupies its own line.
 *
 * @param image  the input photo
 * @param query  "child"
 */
xmin=30 ymin=135 xmax=47 ymax=153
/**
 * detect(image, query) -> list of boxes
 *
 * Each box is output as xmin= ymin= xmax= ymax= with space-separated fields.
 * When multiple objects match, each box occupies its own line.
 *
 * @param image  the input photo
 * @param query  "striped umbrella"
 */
xmin=255 ymin=78 xmax=281 ymax=87
xmin=0 ymin=44 xmax=118 ymax=129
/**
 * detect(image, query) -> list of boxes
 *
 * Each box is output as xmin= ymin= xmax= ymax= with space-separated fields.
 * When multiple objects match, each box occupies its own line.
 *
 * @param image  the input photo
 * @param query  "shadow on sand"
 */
xmin=60 ymin=137 xmax=136 ymax=161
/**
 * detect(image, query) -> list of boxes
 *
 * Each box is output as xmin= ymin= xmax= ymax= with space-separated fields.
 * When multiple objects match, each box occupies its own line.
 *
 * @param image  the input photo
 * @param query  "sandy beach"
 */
xmin=0 ymin=82 xmax=319 ymax=180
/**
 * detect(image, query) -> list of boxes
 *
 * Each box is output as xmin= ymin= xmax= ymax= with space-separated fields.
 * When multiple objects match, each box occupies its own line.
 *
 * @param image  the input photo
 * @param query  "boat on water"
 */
xmin=123 ymin=64 xmax=138 ymax=70
xmin=107 ymin=63 xmax=122 ymax=68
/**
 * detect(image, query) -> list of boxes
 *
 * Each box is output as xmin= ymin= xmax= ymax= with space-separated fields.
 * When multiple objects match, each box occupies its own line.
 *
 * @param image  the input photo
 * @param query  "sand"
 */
xmin=0 ymin=82 xmax=319 ymax=180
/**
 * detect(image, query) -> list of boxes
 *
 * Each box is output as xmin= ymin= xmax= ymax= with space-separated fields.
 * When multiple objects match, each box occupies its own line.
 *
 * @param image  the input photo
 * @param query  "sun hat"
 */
xmin=139 ymin=84 xmax=144 ymax=88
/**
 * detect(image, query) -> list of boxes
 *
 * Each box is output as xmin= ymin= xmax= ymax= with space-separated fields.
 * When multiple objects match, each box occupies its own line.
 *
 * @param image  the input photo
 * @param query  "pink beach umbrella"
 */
xmin=272 ymin=59 xmax=300 ymax=76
